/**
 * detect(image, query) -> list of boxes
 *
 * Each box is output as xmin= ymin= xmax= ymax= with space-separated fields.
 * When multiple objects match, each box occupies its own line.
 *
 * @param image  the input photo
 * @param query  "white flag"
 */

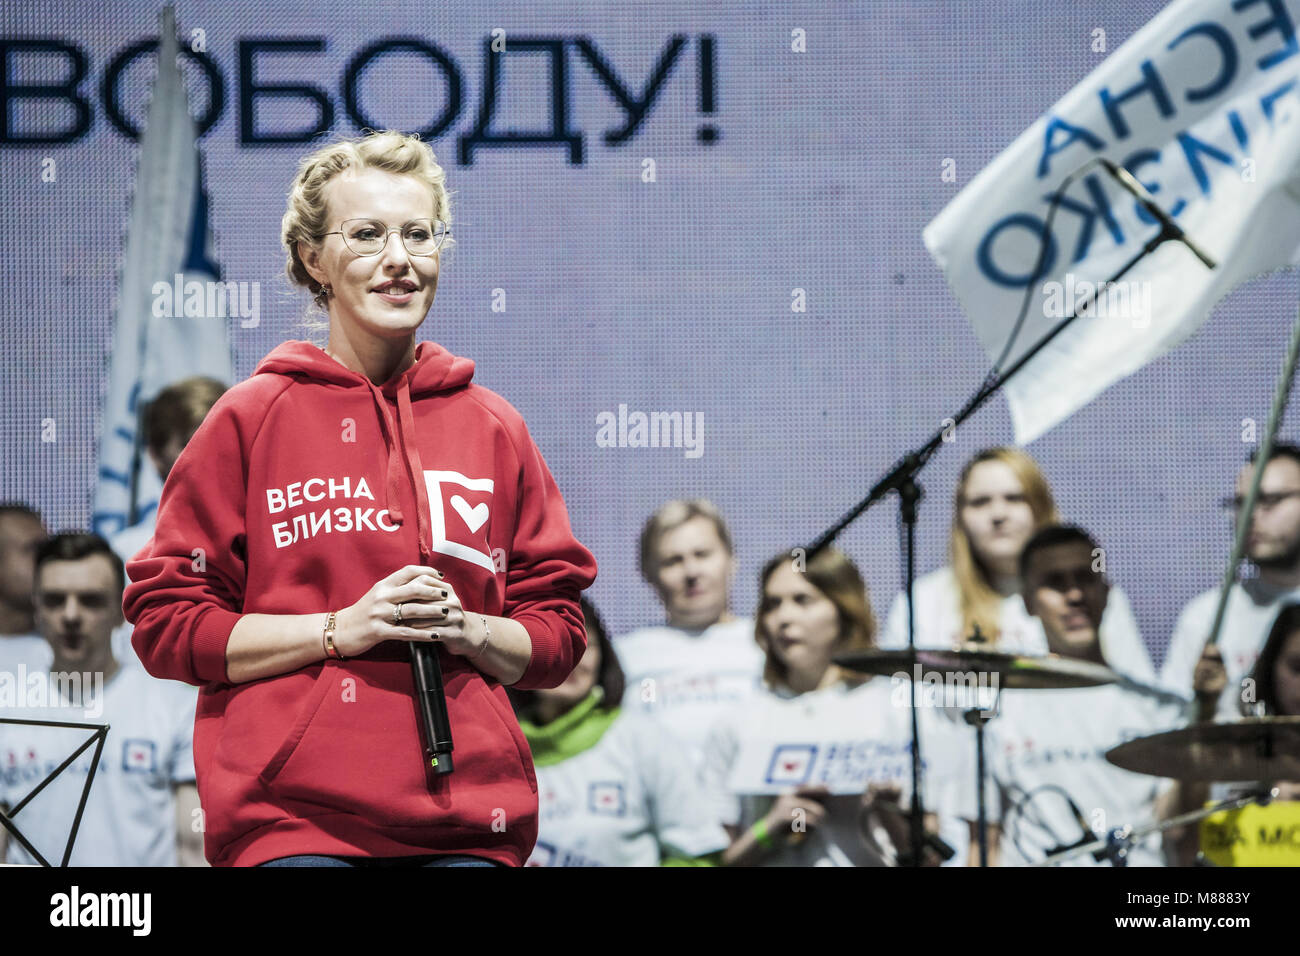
xmin=924 ymin=0 xmax=1300 ymax=444
xmin=92 ymin=6 xmax=234 ymax=541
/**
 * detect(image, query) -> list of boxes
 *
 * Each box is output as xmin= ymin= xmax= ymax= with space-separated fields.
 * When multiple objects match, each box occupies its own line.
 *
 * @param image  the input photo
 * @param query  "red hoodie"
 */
xmin=123 ymin=340 xmax=597 ymax=866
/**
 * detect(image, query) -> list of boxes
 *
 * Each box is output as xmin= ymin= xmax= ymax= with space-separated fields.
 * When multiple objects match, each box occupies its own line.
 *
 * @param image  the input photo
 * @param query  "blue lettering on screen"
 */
xmin=0 ymin=32 xmax=720 ymax=163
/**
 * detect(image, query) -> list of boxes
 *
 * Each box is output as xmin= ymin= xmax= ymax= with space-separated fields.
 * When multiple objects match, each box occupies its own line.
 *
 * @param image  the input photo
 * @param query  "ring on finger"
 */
xmin=393 ymin=603 xmax=404 ymax=625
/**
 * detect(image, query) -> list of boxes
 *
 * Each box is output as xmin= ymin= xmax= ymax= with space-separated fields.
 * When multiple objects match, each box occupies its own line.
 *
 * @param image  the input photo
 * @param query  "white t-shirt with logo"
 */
xmin=881 ymin=566 xmax=1157 ymax=684
xmin=987 ymin=677 xmax=1187 ymax=867
xmin=527 ymin=712 xmax=730 ymax=867
xmin=700 ymin=677 xmax=976 ymax=867
xmin=616 ymin=618 xmax=765 ymax=771
xmin=1161 ymin=578 xmax=1300 ymax=719
xmin=0 ymin=664 xmax=198 ymax=866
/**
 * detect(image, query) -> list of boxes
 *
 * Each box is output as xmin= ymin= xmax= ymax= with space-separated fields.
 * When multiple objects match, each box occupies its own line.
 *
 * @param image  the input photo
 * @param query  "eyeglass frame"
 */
xmin=313 ymin=218 xmax=450 ymax=257
xmin=1219 ymin=490 xmax=1300 ymax=512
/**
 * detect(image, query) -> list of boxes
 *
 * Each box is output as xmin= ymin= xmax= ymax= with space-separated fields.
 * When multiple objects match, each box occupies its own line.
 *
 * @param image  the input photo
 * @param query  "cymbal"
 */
xmin=1105 ymin=717 xmax=1300 ymax=782
xmin=833 ymin=647 xmax=1119 ymax=690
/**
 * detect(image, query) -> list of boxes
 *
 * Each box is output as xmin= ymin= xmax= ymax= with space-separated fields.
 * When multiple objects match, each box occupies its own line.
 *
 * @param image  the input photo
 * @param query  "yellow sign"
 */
xmin=1200 ymin=802 xmax=1300 ymax=867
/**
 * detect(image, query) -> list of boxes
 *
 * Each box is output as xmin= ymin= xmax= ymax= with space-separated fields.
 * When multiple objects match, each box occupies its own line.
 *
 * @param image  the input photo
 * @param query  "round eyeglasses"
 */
xmin=316 ymin=218 xmax=449 ymax=257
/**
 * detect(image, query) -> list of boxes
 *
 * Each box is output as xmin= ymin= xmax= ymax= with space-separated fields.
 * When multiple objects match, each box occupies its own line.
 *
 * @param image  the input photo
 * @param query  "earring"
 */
xmin=322 ymin=284 xmax=333 ymax=297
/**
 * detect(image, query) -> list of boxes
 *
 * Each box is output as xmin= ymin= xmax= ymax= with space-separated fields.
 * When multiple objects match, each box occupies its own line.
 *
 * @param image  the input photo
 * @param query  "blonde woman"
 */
xmin=880 ymin=447 xmax=1155 ymax=682
xmin=123 ymin=131 xmax=597 ymax=867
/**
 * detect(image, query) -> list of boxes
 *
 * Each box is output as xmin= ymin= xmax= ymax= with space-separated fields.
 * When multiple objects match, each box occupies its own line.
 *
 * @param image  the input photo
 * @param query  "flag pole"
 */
xmin=1201 ymin=279 xmax=1300 ymax=686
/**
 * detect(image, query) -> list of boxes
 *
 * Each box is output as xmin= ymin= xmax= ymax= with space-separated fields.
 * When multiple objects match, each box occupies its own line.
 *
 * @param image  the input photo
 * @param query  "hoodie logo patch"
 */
xmin=450 ymin=495 xmax=490 ymax=533
xmin=423 ymin=470 xmax=496 ymax=572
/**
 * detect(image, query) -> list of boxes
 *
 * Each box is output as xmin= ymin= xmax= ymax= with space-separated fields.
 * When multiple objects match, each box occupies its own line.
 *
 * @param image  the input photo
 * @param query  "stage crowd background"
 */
xmin=1 ymin=0 xmax=1297 ymax=668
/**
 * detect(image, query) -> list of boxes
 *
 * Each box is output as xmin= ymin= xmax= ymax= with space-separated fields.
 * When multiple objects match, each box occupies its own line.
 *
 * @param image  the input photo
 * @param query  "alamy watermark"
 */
xmin=890 ymin=664 xmax=1000 ymax=716
xmin=152 ymin=274 xmax=260 ymax=327
xmin=0 ymin=665 xmax=105 ymax=719
xmin=1042 ymin=273 xmax=1151 ymax=328
xmin=596 ymin=403 xmax=703 ymax=459
xmin=50 ymin=886 xmax=150 ymax=936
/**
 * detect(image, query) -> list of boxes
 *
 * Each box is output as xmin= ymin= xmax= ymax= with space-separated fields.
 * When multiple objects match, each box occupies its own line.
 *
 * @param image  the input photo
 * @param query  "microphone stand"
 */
xmin=809 ymin=164 xmax=1214 ymax=866
xmin=963 ymin=699 xmax=998 ymax=866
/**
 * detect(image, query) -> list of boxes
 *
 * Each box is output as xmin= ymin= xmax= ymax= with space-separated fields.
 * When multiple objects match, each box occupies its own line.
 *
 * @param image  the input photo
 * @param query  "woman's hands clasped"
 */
xmin=333 ymin=564 xmax=485 ymax=660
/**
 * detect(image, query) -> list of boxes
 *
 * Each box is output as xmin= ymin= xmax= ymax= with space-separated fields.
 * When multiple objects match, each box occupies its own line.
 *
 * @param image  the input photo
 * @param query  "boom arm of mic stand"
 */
xmin=808 ymin=227 xmax=1178 ymax=562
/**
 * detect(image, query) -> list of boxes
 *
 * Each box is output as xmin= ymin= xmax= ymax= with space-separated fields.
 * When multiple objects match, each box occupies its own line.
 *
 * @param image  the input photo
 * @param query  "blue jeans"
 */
xmin=259 ymin=854 xmax=500 ymax=867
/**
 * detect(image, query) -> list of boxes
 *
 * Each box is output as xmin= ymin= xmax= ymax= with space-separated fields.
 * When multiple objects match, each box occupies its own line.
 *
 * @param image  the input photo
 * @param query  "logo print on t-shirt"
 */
xmin=765 ymin=744 xmax=817 ymax=787
xmin=422 ymin=470 xmax=495 ymax=572
xmin=588 ymin=781 xmax=627 ymax=816
xmin=122 ymin=740 xmax=157 ymax=774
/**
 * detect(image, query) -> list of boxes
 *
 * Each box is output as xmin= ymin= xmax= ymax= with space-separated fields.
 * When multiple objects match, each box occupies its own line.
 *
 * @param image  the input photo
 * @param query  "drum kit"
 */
xmin=833 ymin=646 xmax=1300 ymax=867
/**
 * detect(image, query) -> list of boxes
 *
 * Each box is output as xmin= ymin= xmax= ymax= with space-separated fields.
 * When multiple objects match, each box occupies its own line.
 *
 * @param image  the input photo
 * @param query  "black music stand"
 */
xmin=0 ymin=717 xmax=109 ymax=867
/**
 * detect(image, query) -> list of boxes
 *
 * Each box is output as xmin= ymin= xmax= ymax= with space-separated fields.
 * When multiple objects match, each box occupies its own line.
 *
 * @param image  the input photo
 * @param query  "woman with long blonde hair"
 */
xmin=950 ymin=447 xmax=1058 ymax=646
xmin=880 ymin=447 xmax=1155 ymax=681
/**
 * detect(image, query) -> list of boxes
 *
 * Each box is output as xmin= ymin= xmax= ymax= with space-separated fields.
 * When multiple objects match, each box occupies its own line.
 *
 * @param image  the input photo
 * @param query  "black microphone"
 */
xmin=411 ymin=642 xmax=454 ymax=776
xmin=1098 ymin=157 xmax=1217 ymax=270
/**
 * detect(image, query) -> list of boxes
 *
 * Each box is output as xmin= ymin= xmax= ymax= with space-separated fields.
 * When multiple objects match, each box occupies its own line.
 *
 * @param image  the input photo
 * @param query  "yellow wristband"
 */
xmin=751 ymin=817 xmax=775 ymax=850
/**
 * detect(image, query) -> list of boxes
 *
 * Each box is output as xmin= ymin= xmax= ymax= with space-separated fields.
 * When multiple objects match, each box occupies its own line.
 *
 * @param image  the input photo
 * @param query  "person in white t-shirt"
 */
xmin=108 ymin=376 xmax=228 ymax=669
xmin=0 ymin=503 xmax=53 ymax=679
xmin=1161 ymin=602 xmax=1300 ymax=865
xmin=0 ymin=532 xmax=202 ymax=866
xmin=702 ymin=546 xmax=970 ymax=867
xmin=617 ymin=499 xmax=765 ymax=771
xmin=880 ymin=446 xmax=1156 ymax=683
xmin=509 ymin=598 xmax=729 ymax=867
xmin=1161 ymin=443 xmax=1300 ymax=719
xmin=987 ymin=525 xmax=1186 ymax=867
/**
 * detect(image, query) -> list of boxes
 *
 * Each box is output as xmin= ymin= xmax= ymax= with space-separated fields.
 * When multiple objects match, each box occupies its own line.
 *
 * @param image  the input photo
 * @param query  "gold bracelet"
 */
xmin=323 ymin=611 xmax=345 ymax=661
xmin=469 ymin=615 xmax=492 ymax=660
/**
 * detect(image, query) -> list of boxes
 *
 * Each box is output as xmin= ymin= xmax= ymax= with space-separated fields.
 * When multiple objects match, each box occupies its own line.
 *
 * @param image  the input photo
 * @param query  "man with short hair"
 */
xmin=108 ymin=376 xmax=228 ymax=668
xmin=109 ymin=375 xmax=228 ymax=568
xmin=986 ymin=525 xmax=1185 ymax=867
xmin=1161 ymin=443 xmax=1300 ymax=719
xmin=0 ymin=503 xmax=52 ymax=677
xmin=616 ymin=500 xmax=764 ymax=772
xmin=0 ymin=532 xmax=204 ymax=866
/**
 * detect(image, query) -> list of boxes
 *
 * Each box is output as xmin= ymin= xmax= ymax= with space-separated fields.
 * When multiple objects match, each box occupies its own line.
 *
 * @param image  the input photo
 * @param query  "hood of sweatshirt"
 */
xmin=254 ymin=340 xmax=476 ymax=550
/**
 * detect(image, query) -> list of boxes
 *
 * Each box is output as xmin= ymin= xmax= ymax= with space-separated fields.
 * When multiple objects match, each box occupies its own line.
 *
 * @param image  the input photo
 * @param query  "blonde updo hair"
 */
xmin=281 ymin=130 xmax=454 ymax=311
